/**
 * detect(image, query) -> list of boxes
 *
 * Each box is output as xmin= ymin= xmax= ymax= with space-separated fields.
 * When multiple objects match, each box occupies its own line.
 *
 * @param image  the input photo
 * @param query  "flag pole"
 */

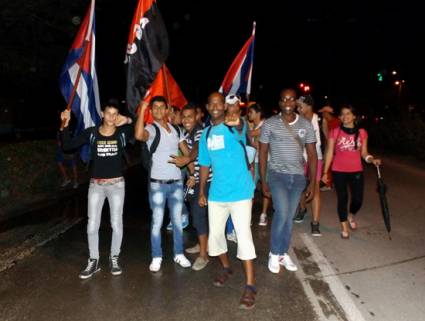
xmin=246 ymin=21 xmax=256 ymax=103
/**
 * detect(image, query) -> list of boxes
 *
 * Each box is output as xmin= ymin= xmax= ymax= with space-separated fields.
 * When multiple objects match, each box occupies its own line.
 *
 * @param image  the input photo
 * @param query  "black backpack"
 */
xmin=140 ymin=123 xmax=181 ymax=171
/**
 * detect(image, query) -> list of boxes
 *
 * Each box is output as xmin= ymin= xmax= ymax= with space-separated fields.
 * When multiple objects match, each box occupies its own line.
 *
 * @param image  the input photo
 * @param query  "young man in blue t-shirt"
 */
xmin=198 ymin=92 xmax=257 ymax=310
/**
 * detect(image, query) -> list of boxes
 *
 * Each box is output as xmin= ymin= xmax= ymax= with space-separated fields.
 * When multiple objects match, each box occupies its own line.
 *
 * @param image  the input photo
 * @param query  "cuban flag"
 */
xmin=59 ymin=0 xmax=101 ymax=162
xmin=219 ymin=22 xmax=256 ymax=98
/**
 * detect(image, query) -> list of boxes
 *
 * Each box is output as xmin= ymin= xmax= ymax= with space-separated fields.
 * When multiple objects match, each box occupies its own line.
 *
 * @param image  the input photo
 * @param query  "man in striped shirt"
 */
xmin=170 ymin=103 xmax=212 ymax=271
xmin=259 ymin=88 xmax=317 ymax=274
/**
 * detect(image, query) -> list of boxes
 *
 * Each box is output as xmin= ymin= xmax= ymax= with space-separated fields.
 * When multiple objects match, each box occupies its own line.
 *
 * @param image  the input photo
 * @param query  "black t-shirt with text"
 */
xmin=61 ymin=125 xmax=133 ymax=179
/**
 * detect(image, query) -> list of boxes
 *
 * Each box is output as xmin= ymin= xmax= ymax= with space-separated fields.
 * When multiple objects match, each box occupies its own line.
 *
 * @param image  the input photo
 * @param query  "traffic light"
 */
xmin=377 ymin=72 xmax=383 ymax=82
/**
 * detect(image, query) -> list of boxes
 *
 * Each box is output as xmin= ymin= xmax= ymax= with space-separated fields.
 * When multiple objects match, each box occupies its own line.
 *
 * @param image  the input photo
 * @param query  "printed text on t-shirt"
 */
xmin=207 ymin=135 xmax=225 ymax=151
xmin=97 ymin=140 xmax=118 ymax=157
xmin=337 ymin=136 xmax=362 ymax=151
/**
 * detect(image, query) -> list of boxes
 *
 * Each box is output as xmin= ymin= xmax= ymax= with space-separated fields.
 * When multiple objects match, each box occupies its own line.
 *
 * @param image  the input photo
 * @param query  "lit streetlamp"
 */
xmin=394 ymin=80 xmax=405 ymax=104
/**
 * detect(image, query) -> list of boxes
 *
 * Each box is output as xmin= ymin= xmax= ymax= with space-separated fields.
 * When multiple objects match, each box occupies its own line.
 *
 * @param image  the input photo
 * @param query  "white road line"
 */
xmin=294 ymin=252 xmax=338 ymax=321
xmin=299 ymin=233 xmax=367 ymax=321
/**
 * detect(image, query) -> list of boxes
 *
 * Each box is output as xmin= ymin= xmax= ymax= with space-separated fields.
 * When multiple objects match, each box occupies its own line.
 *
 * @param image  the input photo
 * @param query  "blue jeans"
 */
xmin=268 ymin=171 xmax=306 ymax=255
xmin=149 ymin=181 xmax=184 ymax=258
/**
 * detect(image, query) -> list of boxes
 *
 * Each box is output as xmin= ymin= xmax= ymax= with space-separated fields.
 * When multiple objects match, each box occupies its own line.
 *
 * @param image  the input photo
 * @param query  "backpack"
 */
xmin=140 ymin=123 xmax=181 ymax=171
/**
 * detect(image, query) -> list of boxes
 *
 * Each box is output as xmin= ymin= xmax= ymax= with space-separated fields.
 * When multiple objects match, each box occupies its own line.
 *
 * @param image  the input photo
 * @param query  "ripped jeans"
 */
xmin=148 ymin=180 xmax=184 ymax=258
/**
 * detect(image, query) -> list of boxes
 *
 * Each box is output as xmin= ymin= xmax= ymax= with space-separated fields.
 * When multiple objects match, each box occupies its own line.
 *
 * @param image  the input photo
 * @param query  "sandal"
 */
xmin=213 ymin=268 xmax=233 ymax=287
xmin=239 ymin=286 xmax=256 ymax=310
xmin=348 ymin=216 xmax=358 ymax=230
xmin=340 ymin=231 xmax=350 ymax=239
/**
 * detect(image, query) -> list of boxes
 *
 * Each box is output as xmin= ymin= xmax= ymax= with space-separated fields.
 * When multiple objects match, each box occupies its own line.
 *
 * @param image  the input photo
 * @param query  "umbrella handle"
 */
xmin=376 ymin=165 xmax=382 ymax=179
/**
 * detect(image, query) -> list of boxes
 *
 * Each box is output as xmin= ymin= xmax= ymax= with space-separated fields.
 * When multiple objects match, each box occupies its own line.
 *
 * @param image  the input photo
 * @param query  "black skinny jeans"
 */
xmin=332 ymin=171 xmax=364 ymax=222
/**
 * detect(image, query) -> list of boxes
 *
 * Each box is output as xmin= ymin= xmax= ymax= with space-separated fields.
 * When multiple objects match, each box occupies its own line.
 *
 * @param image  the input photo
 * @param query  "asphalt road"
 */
xmin=1 ymin=159 xmax=424 ymax=321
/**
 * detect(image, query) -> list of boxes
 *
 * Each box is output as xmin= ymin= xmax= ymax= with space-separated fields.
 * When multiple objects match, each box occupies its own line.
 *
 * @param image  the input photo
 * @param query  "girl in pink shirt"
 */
xmin=322 ymin=105 xmax=381 ymax=239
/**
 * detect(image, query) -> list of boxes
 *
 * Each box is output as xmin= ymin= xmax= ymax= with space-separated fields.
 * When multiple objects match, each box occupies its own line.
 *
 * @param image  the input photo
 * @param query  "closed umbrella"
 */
xmin=376 ymin=165 xmax=391 ymax=240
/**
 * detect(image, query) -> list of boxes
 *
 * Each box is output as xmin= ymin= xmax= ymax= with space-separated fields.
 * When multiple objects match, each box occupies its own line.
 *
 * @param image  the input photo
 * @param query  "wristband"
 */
xmin=365 ymin=155 xmax=373 ymax=163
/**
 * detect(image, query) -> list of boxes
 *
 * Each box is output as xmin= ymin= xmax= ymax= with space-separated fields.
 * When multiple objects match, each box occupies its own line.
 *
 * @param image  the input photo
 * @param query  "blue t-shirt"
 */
xmin=198 ymin=122 xmax=255 ymax=202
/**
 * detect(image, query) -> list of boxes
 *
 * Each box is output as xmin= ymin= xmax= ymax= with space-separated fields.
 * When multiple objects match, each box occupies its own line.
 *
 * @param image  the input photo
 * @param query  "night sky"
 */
xmin=1 ymin=0 xmax=424 ymax=129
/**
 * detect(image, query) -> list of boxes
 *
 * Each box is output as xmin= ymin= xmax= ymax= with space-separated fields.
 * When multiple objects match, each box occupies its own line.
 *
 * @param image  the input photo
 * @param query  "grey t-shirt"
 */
xmin=259 ymin=114 xmax=316 ymax=175
xmin=146 ymin=122 xmax=183 ymax=180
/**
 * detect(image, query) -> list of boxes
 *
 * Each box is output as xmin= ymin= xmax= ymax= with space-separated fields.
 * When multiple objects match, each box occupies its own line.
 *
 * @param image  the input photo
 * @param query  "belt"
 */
xmin=91 ymin=177 xmax=124 ymax=185
xmin=150 ymin=178 xmax=181 ymax=184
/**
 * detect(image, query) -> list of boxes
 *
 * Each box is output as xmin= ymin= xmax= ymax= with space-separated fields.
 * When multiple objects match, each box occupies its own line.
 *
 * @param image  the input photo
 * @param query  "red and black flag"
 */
xmin=125 ymin=0 xmax=169 ymax=115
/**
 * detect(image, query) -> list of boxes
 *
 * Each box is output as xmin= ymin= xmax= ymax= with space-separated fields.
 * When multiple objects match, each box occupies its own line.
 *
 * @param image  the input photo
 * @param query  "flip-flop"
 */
xmin=348 ymin=218 xmax=357 ymax=230
xmin=340 ymin=231 xmax=350 ymax=239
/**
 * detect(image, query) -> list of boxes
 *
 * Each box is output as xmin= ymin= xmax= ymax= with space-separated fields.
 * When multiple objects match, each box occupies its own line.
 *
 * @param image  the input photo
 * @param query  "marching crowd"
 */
xmin=59 ymin=88 xmax=381 ymax=310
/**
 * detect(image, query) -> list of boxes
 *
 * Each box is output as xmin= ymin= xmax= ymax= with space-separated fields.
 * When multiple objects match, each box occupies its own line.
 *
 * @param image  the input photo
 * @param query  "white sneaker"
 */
xmin=279 ymin=253 xmax=298 ymax=271
xmin=149 ymin=257 xmax=162 ymax=272
xmin=268 ymin=253 xmax=280 ymax=274
xmin=226 ymin=230 xmax=238 ymax=243
xmin=174 ymin=254 xmax=191 ymax=268
xmin=258 ymin=213 xmax=268 ymax=226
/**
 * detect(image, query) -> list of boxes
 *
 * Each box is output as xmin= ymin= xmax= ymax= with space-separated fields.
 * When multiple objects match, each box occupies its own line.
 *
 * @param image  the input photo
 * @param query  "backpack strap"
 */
xmin=205 ymin=125 xmax=212 ymax=139
xmin=120 ymin=131 xmax=126 ymax=148
xmin=171 ymin=124 xmax=181 ymax=139
xmin=224 ymin=124 xmax=251 ymax=170
xmin=149 ymin=123 xmax=161 ymax=156
xmin=281 ymin=118 xmax=304 ymax=151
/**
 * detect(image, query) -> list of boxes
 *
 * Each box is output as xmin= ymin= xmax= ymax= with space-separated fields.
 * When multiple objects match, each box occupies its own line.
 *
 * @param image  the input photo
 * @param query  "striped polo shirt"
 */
xmin=259 ymin=114 xmax=316 ymax=175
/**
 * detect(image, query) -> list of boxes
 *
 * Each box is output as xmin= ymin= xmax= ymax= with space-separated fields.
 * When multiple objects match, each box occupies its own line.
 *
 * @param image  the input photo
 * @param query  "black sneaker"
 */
xmin=110 ymin=255 xmax=122 ymax=276
xmin=311 ymin=222 xmax=322 ymax=236
xmin=79 ymin=258 xmax=100 ymax=279
xmin=294 ymin=208 xmax=307 ymax=223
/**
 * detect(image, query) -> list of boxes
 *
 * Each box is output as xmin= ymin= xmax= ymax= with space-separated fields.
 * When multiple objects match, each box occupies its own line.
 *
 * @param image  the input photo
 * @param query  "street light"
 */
xmin=394 ymin=80 xmax=405 ymax=104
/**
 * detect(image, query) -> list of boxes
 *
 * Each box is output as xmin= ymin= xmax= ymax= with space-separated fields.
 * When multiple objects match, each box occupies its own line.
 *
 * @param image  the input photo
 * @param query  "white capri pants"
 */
xmin=208 ymin=199 xmax=256 ymax=260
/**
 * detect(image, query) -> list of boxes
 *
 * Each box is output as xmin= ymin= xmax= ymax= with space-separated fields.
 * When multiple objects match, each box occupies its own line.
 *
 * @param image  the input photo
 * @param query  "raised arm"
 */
xmin=134 ymin=102 xmax=150 ymax=142
xmin=60 ymin=109 xmax=91 ymax=151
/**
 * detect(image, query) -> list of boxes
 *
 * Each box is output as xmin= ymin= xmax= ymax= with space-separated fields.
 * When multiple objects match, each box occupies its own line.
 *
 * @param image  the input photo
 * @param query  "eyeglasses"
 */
xmin=280 ymin=96 xmax=296 ymax=102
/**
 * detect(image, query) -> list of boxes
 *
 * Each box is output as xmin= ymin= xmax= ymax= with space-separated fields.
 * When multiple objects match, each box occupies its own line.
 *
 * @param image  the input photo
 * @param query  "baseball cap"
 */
xmin=297 ymin=95 xmax=315 ymax=107
xmin=225 ymin=94 xmax=241 ymax=104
